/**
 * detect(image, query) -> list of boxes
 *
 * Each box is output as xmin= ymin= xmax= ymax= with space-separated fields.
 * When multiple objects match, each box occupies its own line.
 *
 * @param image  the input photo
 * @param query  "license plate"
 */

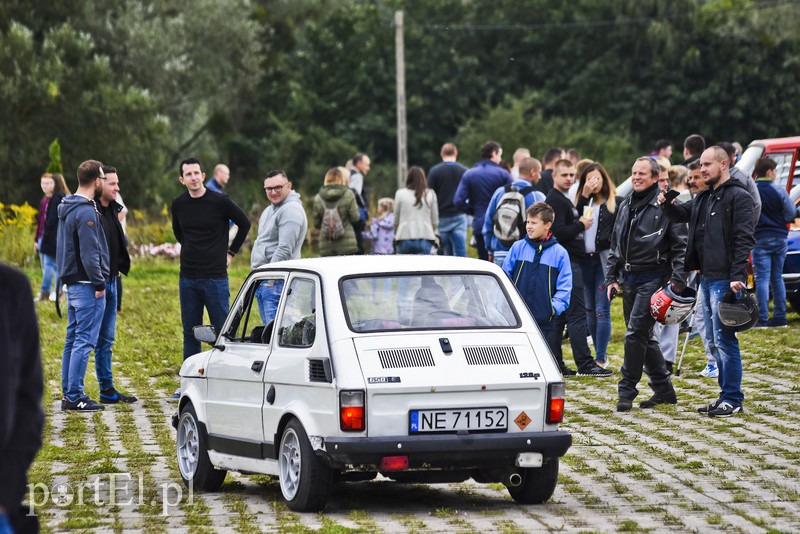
xmin=409 ymin=407 xmax=508 ymax=433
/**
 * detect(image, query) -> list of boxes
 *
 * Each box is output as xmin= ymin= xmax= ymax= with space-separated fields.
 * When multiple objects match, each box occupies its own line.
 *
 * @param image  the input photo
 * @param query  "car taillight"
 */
xmin=546 ymin=382 xmax=565 ymax=424
xmin=340 ymin=390 xmax=365 ymax=431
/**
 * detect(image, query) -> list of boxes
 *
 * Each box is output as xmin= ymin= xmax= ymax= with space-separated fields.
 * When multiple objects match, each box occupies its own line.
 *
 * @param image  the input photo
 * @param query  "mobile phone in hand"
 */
xmin=664 ymin=189 xmax=680 ymax=203
xmin=609 ymin=287 xmax=617 ymax=300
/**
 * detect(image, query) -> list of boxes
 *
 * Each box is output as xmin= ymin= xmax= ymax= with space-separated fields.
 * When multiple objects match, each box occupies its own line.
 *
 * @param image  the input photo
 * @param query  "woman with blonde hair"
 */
xmin=34 ymin=172 xmax=70 ymax=301
xmin=574 ymin=162 xmax=618 ymax=367
xmin=313 ymin=167 xmax=360 ymax=256
xmin=393 ymin=166 xmax=438 ymax=254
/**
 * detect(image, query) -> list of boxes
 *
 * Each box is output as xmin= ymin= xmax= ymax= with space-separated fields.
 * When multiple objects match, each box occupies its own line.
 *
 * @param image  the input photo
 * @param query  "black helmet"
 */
xmin=717 ymin=290 xmax=759 ymax=332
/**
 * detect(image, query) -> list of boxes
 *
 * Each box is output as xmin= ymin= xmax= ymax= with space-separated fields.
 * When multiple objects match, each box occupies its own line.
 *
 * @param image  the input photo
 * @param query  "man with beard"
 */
xmin=56 ymin=160 xmax=109 ymax=411
xmin=661 ymin=146 xmax=755 ymax=417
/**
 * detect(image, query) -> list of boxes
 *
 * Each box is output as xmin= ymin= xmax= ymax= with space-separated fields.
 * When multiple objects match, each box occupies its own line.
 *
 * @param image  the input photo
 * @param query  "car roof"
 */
xmin=748 ymin=136 xmax=800 ymax=151
xmin=252 ymin=255 xmax=501 ymax=278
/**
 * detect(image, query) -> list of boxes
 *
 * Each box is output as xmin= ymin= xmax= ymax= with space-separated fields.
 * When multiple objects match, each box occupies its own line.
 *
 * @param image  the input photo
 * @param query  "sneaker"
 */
xmin=699 ymin=363 xmax=718 ymax=378
xmin=767 ymin=318 xmax=788 ymax=328
xmin=617 ymin=398 xmax=633 ymax=412
xmin=167 ymin=388 xmax=181 ymax=403
xmin=100 ymin=388 xmax=138 ymax=404
xmin=62 ymin=396 xmax=105 ymax=412
xmin=752 ymin=320 xmax=769 ymax=329
xmin=60 ymin=397 xmax=68 ymax=410
xmin=697 ymin=398 xmax=722 ymax=414
xmin=577 ymin=365 xmax=613 ymax=377
xmin=639 ymin=392 xmax=678 ymax=409
xmin=708 ymin=401 xmax=743 ymax=417
xmin=559 ymin=365 xmax=577 ymax=376
xmin=595 ymin=357 xmax=609 ymax=368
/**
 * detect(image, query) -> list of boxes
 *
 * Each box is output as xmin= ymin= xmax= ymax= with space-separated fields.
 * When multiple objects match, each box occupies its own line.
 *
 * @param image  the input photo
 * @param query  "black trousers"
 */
xmin=548 ymin=259 xmax=595 ymax=371
xmin=618 ymin=277 xmax=674 ymax=400
xmin=474 ymin=231 xmax=489 ymax=261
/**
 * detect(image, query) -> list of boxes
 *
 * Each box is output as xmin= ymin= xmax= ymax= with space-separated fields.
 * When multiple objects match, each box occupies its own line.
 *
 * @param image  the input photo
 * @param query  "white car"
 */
xmin=172 ymin=256 xmax=572 ymax=512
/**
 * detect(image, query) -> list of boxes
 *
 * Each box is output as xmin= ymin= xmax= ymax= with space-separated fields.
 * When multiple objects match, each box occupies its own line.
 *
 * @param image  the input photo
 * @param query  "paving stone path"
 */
xmin=31 ymin=354 xmax=800 ymax=534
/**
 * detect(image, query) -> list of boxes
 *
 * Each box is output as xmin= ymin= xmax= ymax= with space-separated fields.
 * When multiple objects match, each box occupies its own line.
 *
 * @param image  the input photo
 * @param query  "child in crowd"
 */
xmin=366 ymin=197 xmax=395 ymax=254
xmin=502 ymin=202 xmax=572 ymax=362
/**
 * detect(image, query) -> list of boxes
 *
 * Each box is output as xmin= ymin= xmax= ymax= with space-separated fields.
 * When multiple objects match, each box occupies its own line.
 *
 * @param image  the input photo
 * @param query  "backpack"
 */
xmin=321 ymin=202 xmax=345 ymax=241
xmin=493 ymin=185 xmax=535 ymax=247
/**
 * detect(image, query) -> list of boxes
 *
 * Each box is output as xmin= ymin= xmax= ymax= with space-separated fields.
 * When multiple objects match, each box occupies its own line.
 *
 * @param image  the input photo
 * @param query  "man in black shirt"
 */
xmin=170 ymin=157 xmax=251 ymax=401
xmin=427 ymin=143 xmax=468 ymax=256
xmin=94 ymin=166 xmax=136 ymax=404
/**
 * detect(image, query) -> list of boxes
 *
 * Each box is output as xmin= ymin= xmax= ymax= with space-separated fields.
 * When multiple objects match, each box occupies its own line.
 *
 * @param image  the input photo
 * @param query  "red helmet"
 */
xmin=650 ymin=284 xmax=697 ymax=325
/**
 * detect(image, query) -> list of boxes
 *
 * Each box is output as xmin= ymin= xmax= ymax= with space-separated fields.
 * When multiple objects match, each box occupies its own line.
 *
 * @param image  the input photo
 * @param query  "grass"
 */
xmin=23 ymin=258 xmax=800 ymax=532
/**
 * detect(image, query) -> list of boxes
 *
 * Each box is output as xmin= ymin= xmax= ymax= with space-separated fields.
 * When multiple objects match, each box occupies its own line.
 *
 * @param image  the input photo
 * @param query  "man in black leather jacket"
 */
xmin=606 ymin=157 xmax=687 ymax=412
xmin=660 ymin=146 xmax=755 ymax=417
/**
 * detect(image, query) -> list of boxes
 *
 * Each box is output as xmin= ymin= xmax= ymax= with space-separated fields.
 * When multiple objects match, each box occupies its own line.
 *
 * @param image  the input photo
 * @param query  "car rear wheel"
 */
xmin=176 ymin=403 xmax=227 ymax=491
xmin=279 ymin=419 xmax=334 ymax=512
xmin=507 ymin=458 xmax=559 ymax=504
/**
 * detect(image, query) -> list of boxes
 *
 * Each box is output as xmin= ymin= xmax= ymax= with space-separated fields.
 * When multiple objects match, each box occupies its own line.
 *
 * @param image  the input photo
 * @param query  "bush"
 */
xmin=0 ymin=202 xmax=38 ymax=267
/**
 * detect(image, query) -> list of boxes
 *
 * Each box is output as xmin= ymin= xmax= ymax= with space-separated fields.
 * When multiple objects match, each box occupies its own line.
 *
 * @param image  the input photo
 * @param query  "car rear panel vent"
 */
xmin=378 ymin=347 xmax=435 ymax=369
xmin=308 ymin=359 xmax=332 ymax=383
xmin=464 ymin=346 xmax=519 ymax=366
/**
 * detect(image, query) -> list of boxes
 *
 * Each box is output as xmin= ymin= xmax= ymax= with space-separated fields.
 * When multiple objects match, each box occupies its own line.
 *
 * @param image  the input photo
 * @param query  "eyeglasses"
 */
xmin=264 ymin=184 xmax=285 ymax=193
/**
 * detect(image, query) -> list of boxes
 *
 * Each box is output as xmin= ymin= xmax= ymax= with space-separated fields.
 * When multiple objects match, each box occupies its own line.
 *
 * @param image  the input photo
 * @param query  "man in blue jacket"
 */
xmin=483 ymin=157 xmax=546 ymax=266
xmin=57 ymin=160 xmax=110 ymax=412
xmin=752 ymin=157 xmax=796 ymax=327
xmin=454 ymin=141 xmax=512 ymax=261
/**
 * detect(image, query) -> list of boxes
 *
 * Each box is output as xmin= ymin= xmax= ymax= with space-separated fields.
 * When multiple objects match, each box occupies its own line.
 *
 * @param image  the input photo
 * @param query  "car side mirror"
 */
xmin=193 ymin=325 xmax=218 ymax=344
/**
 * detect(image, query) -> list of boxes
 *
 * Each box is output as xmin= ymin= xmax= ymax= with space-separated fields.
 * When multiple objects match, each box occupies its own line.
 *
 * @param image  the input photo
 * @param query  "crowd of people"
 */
xmin=25 ymin=136 xmax=795 ymax=414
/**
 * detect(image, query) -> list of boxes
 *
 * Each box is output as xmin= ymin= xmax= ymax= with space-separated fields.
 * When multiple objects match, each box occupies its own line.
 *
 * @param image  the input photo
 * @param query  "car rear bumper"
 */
xmin=322 ymin=430 xmax=571 ymax=469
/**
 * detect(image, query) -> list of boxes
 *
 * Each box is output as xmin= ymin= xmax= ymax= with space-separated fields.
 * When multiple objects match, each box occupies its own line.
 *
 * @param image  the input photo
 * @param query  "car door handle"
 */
xmin=251 ymin=361 xmax=264 ymax=373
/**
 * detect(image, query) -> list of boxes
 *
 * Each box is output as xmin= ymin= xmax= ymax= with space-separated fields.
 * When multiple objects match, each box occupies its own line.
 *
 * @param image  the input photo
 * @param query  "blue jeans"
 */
xmin=256 ymin=279 xmax=284 ymax=324
xmin=38 ymin=237 xmax=57 ymax=293
xmin=0 ymin=513 xmax=12 ymax=534
xmin=582 ymin=253 xmax=611 ymax=362
xmin=437 ymin=214 xmax=467 ymax=257
xmin=396 ymin=239 xmax=433 ymax=255
xmin=701 ymin=278 xmax=744 ymax=406
xmin=62 ymin=283 xmax=106 ymax=402
xmin=179 ymin=277 xmax=230 ymax=360
xmin=95 ymin=277 xmax=118 ymax=390
xmin=753 ymin=235 xmax=788 ymax=322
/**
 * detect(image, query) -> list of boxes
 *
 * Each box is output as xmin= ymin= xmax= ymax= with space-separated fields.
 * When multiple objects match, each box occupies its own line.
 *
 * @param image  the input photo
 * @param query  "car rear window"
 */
xmin=341 ymin=273 xmax=520 ymax=332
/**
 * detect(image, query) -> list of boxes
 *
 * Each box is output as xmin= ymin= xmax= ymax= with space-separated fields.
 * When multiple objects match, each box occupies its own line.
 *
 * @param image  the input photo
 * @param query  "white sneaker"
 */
xmin=700 ymin=363 xmax=718 ymax=378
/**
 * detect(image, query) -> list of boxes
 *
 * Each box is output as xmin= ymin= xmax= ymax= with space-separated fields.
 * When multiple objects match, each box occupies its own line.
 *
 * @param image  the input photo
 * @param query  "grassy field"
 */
xmin=26 ymin=258 xmax=800 ymax=533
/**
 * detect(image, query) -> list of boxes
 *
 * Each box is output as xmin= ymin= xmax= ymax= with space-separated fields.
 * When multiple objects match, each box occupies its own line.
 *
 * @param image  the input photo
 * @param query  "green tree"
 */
xmin=45 ymin=138 xmax=62 ymax=174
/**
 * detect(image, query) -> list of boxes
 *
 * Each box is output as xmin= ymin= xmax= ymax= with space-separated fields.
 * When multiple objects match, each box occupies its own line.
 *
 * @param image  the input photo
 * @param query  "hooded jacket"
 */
xmin=313 ymin=184 xmax=360 ymax=256
xmin=662 ymin=178 xmax=755 ymax=282
xmin=251 ymin=191 xmax=308 ymax=267
xmin=56 ymin=194 xmax=110 ymax=291
xmin=482 ymin=179 xmax=546 ymax=253
xmin=502 ymin=235 xmax=572 ymax=325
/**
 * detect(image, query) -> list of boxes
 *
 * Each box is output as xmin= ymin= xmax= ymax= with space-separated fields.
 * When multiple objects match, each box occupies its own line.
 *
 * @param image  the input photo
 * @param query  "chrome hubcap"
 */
xmin=177 ymin=414 xmax=199 ymax=479
xmin=280 ymin=428 xmax=301 ymax=499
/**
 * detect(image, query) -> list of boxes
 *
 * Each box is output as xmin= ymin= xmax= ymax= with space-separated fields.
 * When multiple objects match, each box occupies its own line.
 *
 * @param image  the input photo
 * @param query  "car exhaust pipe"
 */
xmin=503 ymin=472 xmax=522 ymax=487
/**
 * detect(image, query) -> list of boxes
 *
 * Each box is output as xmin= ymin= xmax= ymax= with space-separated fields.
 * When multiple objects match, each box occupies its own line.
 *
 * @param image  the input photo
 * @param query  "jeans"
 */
xmin=179 ymin=277 xmax=230 ymax=360
xmin=582 ymin=252 xmax=611 ymax=362
xmin=438 ymin=214 xmax=467 ymax=257
xmin=95 ymin=277 xmax=118 ymax=390
xmin=38 ymin=237 xmax=57 ymax=293
xmin=701 ymin=277 xmax=744 ymax=406
xmin=619 ymin=277 xmax=673 ymax=401
xmin=549 ymin=259 xmax=594 ymax=371
xmin=753 ymin=235 xmax=788 ymax=323
xmin=256 ymin=279 xmax=284 ymax=324
xmin=693 ymin=282 xmax=716 ymax=364
xmin=0 ymin=513 xmax=11 ymax=534
xmin=396 ymin=239 xmax=433 ymax=255
xmin=62 ymin=283 xmax=106 ymax=402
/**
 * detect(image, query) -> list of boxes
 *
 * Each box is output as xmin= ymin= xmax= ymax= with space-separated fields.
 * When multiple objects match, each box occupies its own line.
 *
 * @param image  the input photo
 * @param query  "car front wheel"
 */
xmin=507 ymin=458 xmax=559 ymax=504
xmin=279 ymin=419 xmax=334 ymax=512
xmin=176 ymin=403 xmax=227 ymax=491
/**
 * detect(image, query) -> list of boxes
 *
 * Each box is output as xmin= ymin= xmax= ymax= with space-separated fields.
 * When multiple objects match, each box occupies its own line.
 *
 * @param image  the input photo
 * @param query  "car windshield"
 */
xmin=341 ymin=273 xmax=519 ymax=332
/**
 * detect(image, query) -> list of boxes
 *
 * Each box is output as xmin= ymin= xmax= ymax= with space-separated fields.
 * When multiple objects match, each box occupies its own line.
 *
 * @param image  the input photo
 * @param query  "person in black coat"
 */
xmin=0 ymin=263 xmax=44 ymax=534
xmin=34 ymin=172 xmax=70 ymax=301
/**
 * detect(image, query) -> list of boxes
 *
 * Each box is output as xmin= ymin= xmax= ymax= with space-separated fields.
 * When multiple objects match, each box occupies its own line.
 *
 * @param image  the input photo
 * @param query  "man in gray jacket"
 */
xmin=56 ymin=160 xmax=109 ymax=412
xmin=251 ymin=170 xmax=308 ymax=322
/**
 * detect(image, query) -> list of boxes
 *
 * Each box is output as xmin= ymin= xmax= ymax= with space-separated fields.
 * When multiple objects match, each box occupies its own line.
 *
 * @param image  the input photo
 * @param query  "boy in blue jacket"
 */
xmin=503 ymin=202 xmax=572 ymax=367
